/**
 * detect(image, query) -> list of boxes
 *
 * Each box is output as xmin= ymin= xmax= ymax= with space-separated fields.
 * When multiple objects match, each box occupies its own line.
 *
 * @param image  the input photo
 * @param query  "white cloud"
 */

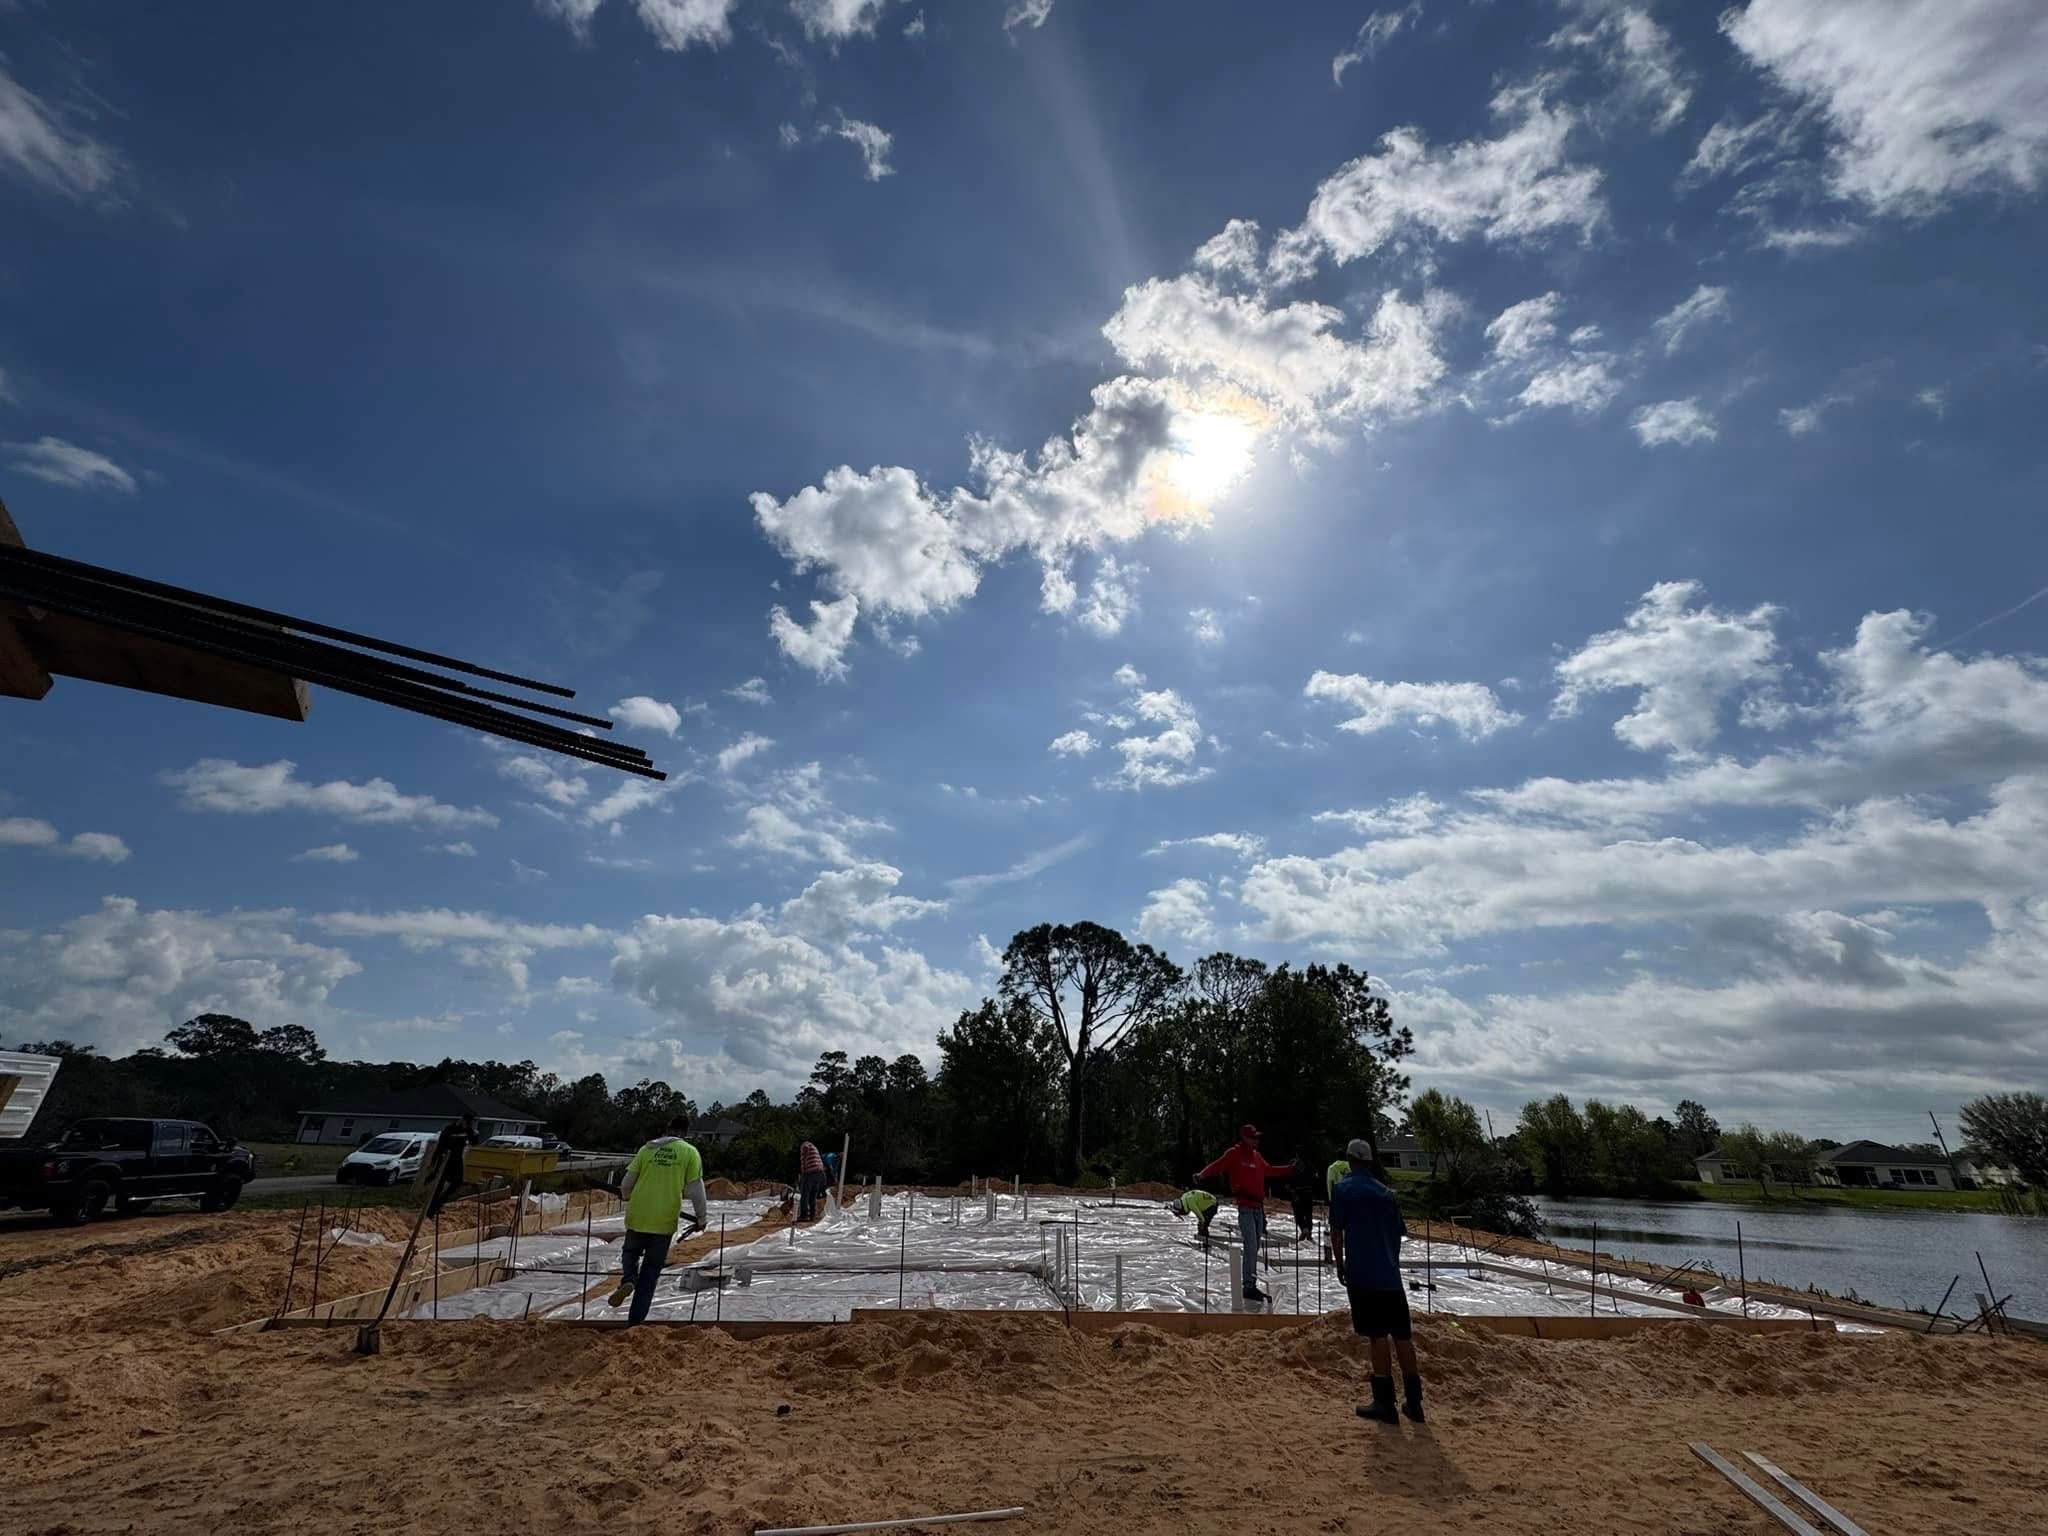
xmin=1190 ymin=219 xmax=1262 ymax=284
xmin=1780 ymin=392 xmax=1852 ymax=436
xmin=1075 ymin=555 xmax=1140 ymax=637
xmin=1724 ymin=0 xmax=2048 ymax=218
xmin=607 ymin=695 xmax=683 ymax=736
xmin=831 ymin=114 xmax=895 ymax=181
xmin=1048 ymin=729 xmax=1098 ymax=757
xmin=0 ymin=897 xmax=360 ymax=1056
xmin=315 ymin=908 xmax=609 ymax=950
xmin=1550 ymin=3 xmax=1692 ymax=131
xmin=0 ymin=818 xmax=127 ymax=863
xmin=584 ymin=775 xmax=672 ymax=831
xmin=1137 ymin=878 xmax=1216 ymax=947
xmin=0 ymin=65 xmax=123 ymax=204
xmin=1552 ymin=581 xmax=1780 ymax=756
xmin=1759 ymin=223 xmax=1867 ymax=253
xmin=612 ymin=875 xmax=974 ymax=1076
xmin=946 ymin=833 xmax=1091 ymax=897
xmin=534 ymin=0 xmax=606 ymax=39
xmin=1630 ymin=397 xmax=1717 ymax=446
xmin=1483 ymin=293 xmax=1563 ymax=362
xmin=1304 ymin=671 xmax=1520 ymax=741
xmin=792 ymin=0 xmax=891 ymax=41
xmin=903 ymin=11 xmax=925 ymax=38
xmin=1267 ymin=83 xmax=1604 ymax=281
xmin=435 ymin=841 xmax=479 ymax=857
xmin=1002 ymin=0 xmax=1053 ymax=33
xmin=769 ymin=593 xmax=862 ymax=678
xmin=1516 ymin=357 xmax=1621 ymax=415
xmin=4 ymin=436 xmax=136 ymax=494
xmin=1915 ymin=385 xmax=1949 ymax=418
xmin=727 ymin=762 xmax=884 ymax=867
xmin=1651 ymin=284 xmax=1731 ymax=354
xmin=716 ymin=733 xmax=775 ymax=775
xmin=632 ymin=0 xmax=740 ymax=50
xmin=1108 ymin=685 xmax=1211 ymax=791
xmin=1332 ymin=4 xmax=1421 ymax=86
xmin=726 ymin=676 xmax=773 ymax=705
xmin=1147 ymin=831 xmax=1266 ymax=861
xmin=497 ymin=753 xmax=588 ymax=809
xmin=163 ymin=759 xmax=497 ymax=829
xmin=1314 ymin=794 xmax=1441 ymax=837
xmin=1189 ymin=607 xmax=1224 ymax=645
xmin=776 ymin=862 xmax=943 ymax=946
xmin=292 ymin=843 xmax=360 ymax=864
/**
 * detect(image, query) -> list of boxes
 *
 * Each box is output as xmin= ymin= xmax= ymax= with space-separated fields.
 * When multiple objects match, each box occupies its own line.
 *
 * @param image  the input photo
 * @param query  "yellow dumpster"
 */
xmin=462 ymin=1145 xmax=562 ymax=1183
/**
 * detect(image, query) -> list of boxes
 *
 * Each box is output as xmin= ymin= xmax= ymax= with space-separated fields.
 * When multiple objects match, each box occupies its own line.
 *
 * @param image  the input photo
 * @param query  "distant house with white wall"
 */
xmin=1953 ymin=1148 xmax=2022 ymax=1188
xmin=1379 ymin=1135 xmax=1436 ymax=1173
xmin=1814 ymin=1141 xmax=1956 ymax=1190
xmin=693 ymin=1114 xmax=747 ymax=1147
xmin=295 ymin=1084 xmax=544 ymax=1146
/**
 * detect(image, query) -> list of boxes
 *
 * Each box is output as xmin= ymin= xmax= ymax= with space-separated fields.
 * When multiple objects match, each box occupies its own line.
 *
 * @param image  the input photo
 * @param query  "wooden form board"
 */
xmin=215 ymin=1259 xmax=510 ymax=1334
xmin=1458 ymin=1313 xmax=1829 ymax=1341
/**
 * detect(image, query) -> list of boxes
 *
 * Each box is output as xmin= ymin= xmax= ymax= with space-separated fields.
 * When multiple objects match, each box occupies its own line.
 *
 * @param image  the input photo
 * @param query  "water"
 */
xmin=1531 ymin=1196 xmax=2048 ymax=1323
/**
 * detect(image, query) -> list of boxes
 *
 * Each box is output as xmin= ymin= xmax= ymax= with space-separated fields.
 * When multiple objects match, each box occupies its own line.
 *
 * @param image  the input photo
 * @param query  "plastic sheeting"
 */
xmin=412 ymin=1192 xmax=1876 ymax=1329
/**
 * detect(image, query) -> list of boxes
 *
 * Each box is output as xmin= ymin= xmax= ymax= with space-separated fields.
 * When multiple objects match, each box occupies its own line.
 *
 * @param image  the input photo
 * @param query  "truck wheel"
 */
xmin=58 ymin=1179 xmax=113 ymax=1225
xmin=201 ymin=1176 xmax=244 ymax=1213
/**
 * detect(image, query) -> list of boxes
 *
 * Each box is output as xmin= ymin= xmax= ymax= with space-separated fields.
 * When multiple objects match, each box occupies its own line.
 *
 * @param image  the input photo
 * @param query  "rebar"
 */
xmin=581 ymin=1203 xmax=593 ymax=1321
xmin=275 ymin=1201 xmax=309 ymax=1319
xmin=1925 ymin=1274 xmax=1960 ymax=1333
xmin=1975 ymin=1251 xmax=2005 ymax=1337
xmin=1736 ymin=1221 xmax=1749 ymax=1318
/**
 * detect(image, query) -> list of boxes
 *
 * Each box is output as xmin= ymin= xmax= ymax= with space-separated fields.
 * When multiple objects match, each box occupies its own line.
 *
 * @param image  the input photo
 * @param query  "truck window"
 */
xmin=59 ymin=1120 xmax=151 ymax=1152
xmin=155 ymin=1123 xmax=190 ymax=1155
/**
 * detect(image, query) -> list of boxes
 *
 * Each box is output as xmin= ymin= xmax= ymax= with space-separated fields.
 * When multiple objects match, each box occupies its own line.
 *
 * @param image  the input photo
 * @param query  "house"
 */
xmin=692 ymin=1114 xmax=747 ymax=1146
xmin=1379 ymin=1135 xmax=1437 ymax=1173
xmin=1953 ymin=1148 xmax=2023 ymax=1188
xmin=1695 ymin=1147 xmax=1814 ymax=1185
xmin=1814 ymin=1140 xmax=1956 ymax=1190
xmin=295 ymin=1084 xmax=545 ymax=1147
xmin=1694 ymin=1150 xmax=1731 ymax=1184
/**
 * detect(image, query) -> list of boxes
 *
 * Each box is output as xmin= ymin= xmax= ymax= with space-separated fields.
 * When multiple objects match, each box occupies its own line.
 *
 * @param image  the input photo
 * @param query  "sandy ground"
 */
xmin=5 ymin=1204 xmax=2047 ymax=1535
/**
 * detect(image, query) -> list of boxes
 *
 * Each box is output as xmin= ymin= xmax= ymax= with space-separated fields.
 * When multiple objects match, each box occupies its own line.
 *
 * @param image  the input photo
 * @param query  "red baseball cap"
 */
xmin=1240 ymin=1123 xmax=1260 ymax=1139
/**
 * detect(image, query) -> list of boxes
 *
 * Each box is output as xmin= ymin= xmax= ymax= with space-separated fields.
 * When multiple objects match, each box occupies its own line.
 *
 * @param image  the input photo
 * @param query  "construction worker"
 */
xmin=1290 ymin=1157 xmax=1317 ymax=1243
xmin=424 ymin=1112 xmax=477 ymax=1216
xmin=608 ymin=1115 xmax=708 ymax=1326
xmin=1198 ymin=1124 xmax=1294 ymax=1304
xmin=1167 ymin=1187 xmax=1218 ymax=1245
xmin=796 ymin=1139 xmax=828 ymax=1222
xmin=1329 ymin=1137 xmax=1424 ymax=1425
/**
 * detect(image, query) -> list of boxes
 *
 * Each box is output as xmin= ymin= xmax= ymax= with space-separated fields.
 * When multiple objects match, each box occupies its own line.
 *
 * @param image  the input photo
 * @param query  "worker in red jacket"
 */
xmin=1198 ymin=1124 xmax=1293 ymax=1304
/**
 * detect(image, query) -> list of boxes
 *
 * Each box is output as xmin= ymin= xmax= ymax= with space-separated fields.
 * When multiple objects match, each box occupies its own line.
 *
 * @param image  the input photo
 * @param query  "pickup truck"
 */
xmin=0 ymin=1117 xmax=256 ymax=1224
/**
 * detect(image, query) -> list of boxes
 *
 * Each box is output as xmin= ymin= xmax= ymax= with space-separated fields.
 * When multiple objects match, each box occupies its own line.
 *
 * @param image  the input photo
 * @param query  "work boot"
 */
xmin=1244 ymin=1286 xmax=1270 ymax=1304
xmin=606 ymin=1280 xmax=633 ymax=1309
xmin=1356 ymin=1376 xmax=1399 ymax=1425
xmin=1402 ymin=1374 xmax=1426 ymax=1423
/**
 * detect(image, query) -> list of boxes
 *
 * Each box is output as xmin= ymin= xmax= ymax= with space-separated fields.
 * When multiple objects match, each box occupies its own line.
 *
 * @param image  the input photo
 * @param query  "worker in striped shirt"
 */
xmin=796 ymin=1139 xmax=829 ymax=1222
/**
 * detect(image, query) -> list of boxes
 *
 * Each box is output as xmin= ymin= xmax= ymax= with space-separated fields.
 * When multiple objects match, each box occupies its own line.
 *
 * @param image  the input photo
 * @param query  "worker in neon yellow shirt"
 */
xmin=1168 ymin=1188 xmax=1218 ymax=1245
xmin=608 ymin=1116 xmax=708 ymax=1325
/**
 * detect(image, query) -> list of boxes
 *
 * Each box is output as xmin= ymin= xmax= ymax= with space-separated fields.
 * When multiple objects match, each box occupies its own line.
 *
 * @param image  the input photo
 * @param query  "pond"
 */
xmin=1530 ymin=1195 xmax=2048 ymax=1324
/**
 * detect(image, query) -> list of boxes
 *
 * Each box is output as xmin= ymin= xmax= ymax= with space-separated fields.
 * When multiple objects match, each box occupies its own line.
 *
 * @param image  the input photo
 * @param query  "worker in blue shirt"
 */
xmin=1328 ymin=1137 xmax=1425 ymax=1425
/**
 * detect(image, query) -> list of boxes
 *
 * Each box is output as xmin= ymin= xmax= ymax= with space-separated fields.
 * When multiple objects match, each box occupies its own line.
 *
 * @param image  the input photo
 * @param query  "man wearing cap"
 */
xmin=1197 ymin=1124 xmax=1294 ymax=1304
xmin=1329 ymin=1137 xmax=1424 ymax=1424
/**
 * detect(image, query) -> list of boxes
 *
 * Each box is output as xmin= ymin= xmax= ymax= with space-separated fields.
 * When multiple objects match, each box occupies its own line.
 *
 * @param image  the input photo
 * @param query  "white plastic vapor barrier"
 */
xmin=409 ymin=1193 xmax=1877 ymax=1329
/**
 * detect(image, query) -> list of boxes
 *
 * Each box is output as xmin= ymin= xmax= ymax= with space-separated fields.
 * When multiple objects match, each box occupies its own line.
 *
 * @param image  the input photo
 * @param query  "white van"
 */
xmin=337 ymin=1132 xmax=435 ymax=1186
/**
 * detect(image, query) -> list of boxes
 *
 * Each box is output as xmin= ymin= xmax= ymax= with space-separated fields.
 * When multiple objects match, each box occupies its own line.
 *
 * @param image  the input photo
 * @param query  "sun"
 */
xmin=1162 ymin=409 xmax=1258 ymax=508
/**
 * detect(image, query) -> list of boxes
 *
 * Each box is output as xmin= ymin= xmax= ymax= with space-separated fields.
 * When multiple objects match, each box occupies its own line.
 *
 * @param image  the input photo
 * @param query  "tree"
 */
xmin=166 ymin=1014 xmax=260 ymax=1057
xmin=1585 ymin=1100 xmax=1664 ymax=1190
xmin=1409 ymin=1089 xmax=1485 ymax=1184
xmin=1960 ymin=1092 xmax=2048 ymax=1185
xmin=1718 ymin=1123 xmax=1773 ymax=1192
xmin=1764 ymin=1129 xmax=1815 ymax=1187
xmin=999 ymin=922 xmax=1183 ymax=1182
xmin=933 ymin=998 xmax=1062 ymax=1176
xmin=1673 ymin=1099 xmax=1719 ymax=1162
xmin=256 ymin=1023 xmax=326 ymax=1064
xmin=1516 ymin=1095 xmax=1594 ymax=1194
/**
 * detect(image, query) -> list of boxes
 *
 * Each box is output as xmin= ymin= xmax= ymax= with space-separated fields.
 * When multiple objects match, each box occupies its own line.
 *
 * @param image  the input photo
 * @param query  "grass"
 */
xmin=1678 ymin=1179 xmax=2014 ymax=1214
xmin=246 ymin=1141 xmax=353 ymax=1176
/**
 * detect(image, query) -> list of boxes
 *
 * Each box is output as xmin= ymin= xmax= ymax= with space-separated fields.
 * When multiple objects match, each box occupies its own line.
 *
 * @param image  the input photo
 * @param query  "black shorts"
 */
xmin=1347 ymin=1285 xmax=1412 ymax=1341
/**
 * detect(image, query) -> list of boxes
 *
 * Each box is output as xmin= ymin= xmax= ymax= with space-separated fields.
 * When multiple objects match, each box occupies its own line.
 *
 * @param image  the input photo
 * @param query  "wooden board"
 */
xmin=1742 ymin=1452 xmax=1871 ymax=1536
xmin=1690 ymin=1442 xmax=1824 ymax=1535
xmin=214 ymin=1259 xmax=510 ymax=1334
xmin=1459 ymin=1314 xmax=1829 ymax=1341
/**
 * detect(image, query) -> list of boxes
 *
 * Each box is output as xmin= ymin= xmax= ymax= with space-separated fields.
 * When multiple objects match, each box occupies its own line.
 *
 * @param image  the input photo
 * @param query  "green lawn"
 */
xmin=246 ymin=1140 xmax=352 ymax=1176
xmin=1680 ymin=1179 xmax=2012 ymax=1214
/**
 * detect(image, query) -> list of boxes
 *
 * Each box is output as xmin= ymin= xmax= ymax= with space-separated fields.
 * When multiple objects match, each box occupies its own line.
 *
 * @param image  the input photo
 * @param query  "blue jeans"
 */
xmin=620 ymin=1229 xmax=672 ymax=1325
xmin=1239 ymin=1206 xmax=1266 ymax=1294
xmin=798 ymin=1171 xmax=828 ymax=1221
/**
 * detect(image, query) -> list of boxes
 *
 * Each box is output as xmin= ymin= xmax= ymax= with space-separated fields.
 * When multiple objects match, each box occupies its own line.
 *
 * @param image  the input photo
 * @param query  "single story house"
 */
xmin=296 ymin=1084 xmax=544 ymax=1147
xmin=1696 ymin=1147 xmax=1823 ymax=1186
xmin=1379 ymin=1135 xmax=1437 ymax=1173
xmin=1815 ymin=1140 xmax=1956 ymax=1190
xmin=693 ymin=1114 xmax=747 ymax=1146
xmin=1952 ymin=1149 xmax=2023 ymax=1188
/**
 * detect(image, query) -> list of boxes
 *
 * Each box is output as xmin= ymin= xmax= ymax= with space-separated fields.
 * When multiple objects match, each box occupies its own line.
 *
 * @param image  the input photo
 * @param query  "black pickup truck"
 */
xmin=0 ymin=1117 xmax=255 ymax=1224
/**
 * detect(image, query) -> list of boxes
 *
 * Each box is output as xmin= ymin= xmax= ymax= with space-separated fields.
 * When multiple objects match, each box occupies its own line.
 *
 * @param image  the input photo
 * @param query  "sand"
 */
xmin=4 ymin=1203 xmax=2046 ymax=1534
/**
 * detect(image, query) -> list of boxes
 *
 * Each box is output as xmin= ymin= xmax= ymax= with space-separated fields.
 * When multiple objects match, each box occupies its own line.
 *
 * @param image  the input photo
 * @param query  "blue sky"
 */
xmin=4 ymin=0 xmax=2047 ymax=1142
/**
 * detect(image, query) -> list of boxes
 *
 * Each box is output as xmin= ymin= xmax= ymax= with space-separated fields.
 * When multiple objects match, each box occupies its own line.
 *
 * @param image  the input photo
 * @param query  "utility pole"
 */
xmin=1929 ymin=1110 xmax=1960 ymax=1186
xmin=1484 ymin=1108 xmax=1497 ymax=1144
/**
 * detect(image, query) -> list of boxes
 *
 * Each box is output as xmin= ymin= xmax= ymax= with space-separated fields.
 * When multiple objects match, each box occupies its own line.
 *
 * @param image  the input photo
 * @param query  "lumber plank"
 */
xmin=1690 ymin=1442 xmax=1824 ymax=1535
xmin=1742 ymin=1453 xmax=1871 ymax=1536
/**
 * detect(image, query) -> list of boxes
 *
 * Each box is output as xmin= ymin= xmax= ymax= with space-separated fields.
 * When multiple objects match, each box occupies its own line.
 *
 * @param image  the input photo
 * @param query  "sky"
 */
xmin=3 ymin=0 xmax=2047 ymax=1145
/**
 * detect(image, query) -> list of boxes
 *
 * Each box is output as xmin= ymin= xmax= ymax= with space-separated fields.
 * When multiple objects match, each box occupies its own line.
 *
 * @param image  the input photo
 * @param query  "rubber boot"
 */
xmin=1356 ymin=1375 xmax=1399 ymax=1425
xmin=1402 ymin=1374 xmax=1426 ymax=1423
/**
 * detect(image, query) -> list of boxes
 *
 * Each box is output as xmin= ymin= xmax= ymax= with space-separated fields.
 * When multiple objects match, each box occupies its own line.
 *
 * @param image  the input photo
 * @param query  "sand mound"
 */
xmin=1116 ymin=1181 xmax=1182 ymax=1200
xmin=704 ymin=1177 xmax=774 ymax=1200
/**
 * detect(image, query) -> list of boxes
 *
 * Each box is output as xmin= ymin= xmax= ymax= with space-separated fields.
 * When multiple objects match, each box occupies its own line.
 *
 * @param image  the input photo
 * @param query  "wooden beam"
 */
xmin=0 ymin=500 xmax=52 ymax=700
xmin=1741 ymin=1453 xmax=1871 ymax=1536
xmin=1458 ymin=1314 xmax=1827 ymax=1341
xmin=1689 ymin=1443 xmax=1824 ymax=1535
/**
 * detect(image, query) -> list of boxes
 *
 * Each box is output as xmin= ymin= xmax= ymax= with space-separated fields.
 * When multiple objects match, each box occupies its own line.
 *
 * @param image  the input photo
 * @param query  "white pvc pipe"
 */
xmin=1227 ymin=1248 xmax=1243 ymax=1313
xmin=755 ymin=1507 xmax=1025 ymax=1535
